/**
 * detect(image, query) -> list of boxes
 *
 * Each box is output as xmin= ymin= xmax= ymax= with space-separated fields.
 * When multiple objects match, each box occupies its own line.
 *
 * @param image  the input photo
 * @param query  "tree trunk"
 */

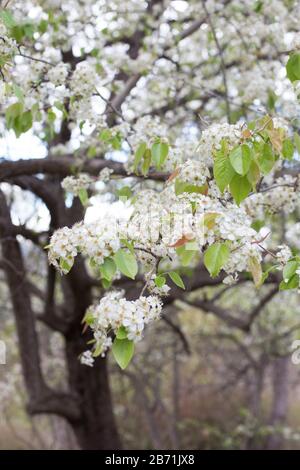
xmin=265 ymin=356 xmax=289 ymax=450
xmin=0 ymin=189 xmax=121 ymax=450
xmin=246 ymin=363 xmax=265 ymax=450
xmin=65 ymin=335 xmax=122 ymax=450
xmin=62 ymin=259 xmax=122 ymax=450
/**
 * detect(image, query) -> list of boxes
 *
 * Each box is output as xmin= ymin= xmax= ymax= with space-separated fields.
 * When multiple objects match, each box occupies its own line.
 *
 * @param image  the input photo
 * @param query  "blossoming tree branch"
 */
xmin=1 ymin=0 xmax=300 ymax=449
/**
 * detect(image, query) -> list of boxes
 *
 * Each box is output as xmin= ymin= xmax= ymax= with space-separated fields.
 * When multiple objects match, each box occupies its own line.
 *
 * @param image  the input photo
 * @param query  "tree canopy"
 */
xmin=1 ymin=0 xmax=300 ymax=450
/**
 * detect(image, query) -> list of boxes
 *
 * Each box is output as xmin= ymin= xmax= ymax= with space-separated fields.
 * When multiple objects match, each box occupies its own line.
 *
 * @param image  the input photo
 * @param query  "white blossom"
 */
xmin=83 ymin=292 xmax=163 ymax=361
xmin=80 ymin=350 xmax=95 ymax=367
xmin=276 ymin=245 xmax=292 ymax=265
xmin=61 ymin=173 xmax=93 ymax=196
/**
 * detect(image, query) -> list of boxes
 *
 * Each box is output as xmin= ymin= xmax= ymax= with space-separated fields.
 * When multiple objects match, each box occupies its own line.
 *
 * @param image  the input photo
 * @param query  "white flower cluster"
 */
xmin=224 ymin=244 xmax=262 ymax=278
xmin=70 ymin=62 xmax=99 ymax=97
xmin=197 ymin=123 xmax=243 ymax=165
xmin=286 ymin=223 xmax=300 ymax=250
xmin=240 ymin=65 xmax=275 ymax=103
xmin=245 ymin=175 xmax=299 ymax=217
xmin=126 ymin=182 xmax=261 ymax=278
xmin=223 ymin=273 xmax=239 ymax=285
xmin=276 ymin=245 xmax=292 ymax=265
xmin=47 ymin=62 xmax=70 ymax=87
xmin=69 ymin=97 xmax=95 ymax=122
xmin=99 ymin=167 xmax=114 ymax=182
xmin=146 ymin=274 xmax=171 ymax=297
xmin=291 ymin=32 xmax=300 ymax=51
xmin=48 ymin=226 xmax=77 ymax=273
xmin=81 ymin=291 xmax=163 ymax=362
xmin=48 ymin=219 xmax=121 ymax=273
xmin=164 ymin=139 xmax=199 ymax=172
xmin=61 ymin=173 xmax=93 ymax=196
xmin=0 ymin=34 xmax=18 ymax=65
xmin=265 ymin=176 xmax=299 ymax=214
xmin=177 ymin=160 xmax=210 ymax=187
xmin=126 ymin=116 xmax=168 ymax=170
xmin=80 ymin=350 xmax=95 ymax=367
xmin=128 ymin=51 xmax=155 ymax=74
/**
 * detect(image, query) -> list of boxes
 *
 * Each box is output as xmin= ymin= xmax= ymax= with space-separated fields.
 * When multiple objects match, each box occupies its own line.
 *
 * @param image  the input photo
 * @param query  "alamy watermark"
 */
xmin=291 ymin=340 xmax=300 ymax=365
xmin=0 ymin=340 xmax=6 ymax=365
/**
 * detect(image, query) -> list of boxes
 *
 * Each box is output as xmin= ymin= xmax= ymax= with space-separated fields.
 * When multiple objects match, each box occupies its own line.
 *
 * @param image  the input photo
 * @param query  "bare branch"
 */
xmin=0 ymin=157 xmax=168 ymax=181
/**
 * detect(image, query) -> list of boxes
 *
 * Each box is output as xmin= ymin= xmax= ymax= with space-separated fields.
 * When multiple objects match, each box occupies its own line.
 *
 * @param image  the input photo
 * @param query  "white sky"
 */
xmin=0 ymin=130 xmax=130 ymax=231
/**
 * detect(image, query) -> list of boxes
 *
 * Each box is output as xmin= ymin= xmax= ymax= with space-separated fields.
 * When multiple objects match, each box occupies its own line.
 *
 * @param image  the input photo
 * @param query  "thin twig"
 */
xmin=17 ymin=48 xmax=55 ymax=67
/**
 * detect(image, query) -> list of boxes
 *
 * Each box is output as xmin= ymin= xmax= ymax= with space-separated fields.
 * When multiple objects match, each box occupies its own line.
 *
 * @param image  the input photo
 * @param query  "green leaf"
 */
xmin=47 ymin=110 xmax=56 ymax=124
xmin=20 ymin=111 xmax=32 ymax=134
xmin=257 ymin=143 xmax=275 ymax=175
xmin=112 ymin=338 xmax=134 ymax=369
xmin=87 ymin=146 xmax=97 ymax=158
xmin=10 ymin=25 xmax=25 ymax=42
xmin=116 ymin=326 xmax=128 ymax=340
xmin=279 ymin=274 xmax=299 ymax=290
xmin=253 ymin=1 xmax=263 ymax=13
xmin=12 ymin=84 xmax=24 ymax=103
xmin=5 ymin=103 xmax=33 ymax=137
xmin=267 ymin=89 xmax=277 ymax=111
xmin=83 ymin=310 xmax=95 ymax=326
xmin=295 ymin=133 xmax=300 ymax=154
xmin=213 ymin=152 xmax=235 ymax=192
xmin=174 ymin=179 xmax=189 ymax=196
xmin=286 ymin=53 xmax=300 ymax=83
xmin=283 ymin=260 xmax=298 ymax=282
xmin=117 ymin=186 xmax=132 ymax=201
xmin=282 ymin=138 xmax=294 ymax=160
xmin=142 ymin=148 xmax=152 ymax=176
xmin=99 ymin=129 xmax=111 ymax=141
xmin=23 ymin=23 xmax=35 ymax=39
xmin=102 ymin=278 xmax=112 ymax=289
xmin=251 ymin=219 xmax=265 ymax=232
xmin=204 ymin=242 xmax=230 ymax=277
xmin=5 ymin=102 xmax=23 ymax=124
xmin=174 ymin=179 xmax=208 ymax=196
xmin=93 ymin=342 xmax=104 ymax=358
xmin=229 ymin=174 xmax=252 ymax=205
xmin=111 ymin=134 xmax=122 ymax=150
xmin=229 ymin=145 xmax=252 ymax=176
xmin=133 ymin=142 xmax=147 ymax=172
xmin=78 ymin=188 xmax=88 ymax=206
xmin=54 ymin=101 xmax=68 ymax=119
xmin=38 ymin=19 xmax=48 ymax=34
xmin=168 ymin=271 xmax=185 ymax=289
xmin=247 ymin=160 xmax=260 ymax=190
xmin=248 ymin=255 xmax=262 ymax=288
xmin=151 ymin=141 xmax=169 ymax=169
xmin=154 ymin=275 xmax=166 ymax=288
xmin=59 ymin=258 xmax=73 ymax=274
xmin=176 ymin=244 xmax=198 ymax=266
xmin=100 ymin=257 xmax=117 ymax=281
xmin=114 ymin=249 xmax=138 ymax=280
xmin=31 ymin=103 xmax=41 ymax=121
xmin=120 ymin=239 xmax=135 ymax=254
xmin=0 ymin=10 xmax=15 ymax=28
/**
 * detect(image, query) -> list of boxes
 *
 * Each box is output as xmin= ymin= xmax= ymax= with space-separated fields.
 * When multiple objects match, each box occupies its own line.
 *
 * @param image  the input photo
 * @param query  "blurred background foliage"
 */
xmin=2 ymin=260 xmax=300 ymax=449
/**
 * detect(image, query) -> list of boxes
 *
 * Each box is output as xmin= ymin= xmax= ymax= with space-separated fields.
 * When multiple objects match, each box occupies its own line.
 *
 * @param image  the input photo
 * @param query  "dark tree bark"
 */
xmin=0 ymin=189 xmax=122 ymax=450
xmin=265 ymin=356 xmax=289 ymax=450
xmin=66 ymin=337 xmax=121 ymax=450
xmin=246 ymin=355 xmax=268 ymax=450
xmin=63 ymin=258 xmax=122 ymax=450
